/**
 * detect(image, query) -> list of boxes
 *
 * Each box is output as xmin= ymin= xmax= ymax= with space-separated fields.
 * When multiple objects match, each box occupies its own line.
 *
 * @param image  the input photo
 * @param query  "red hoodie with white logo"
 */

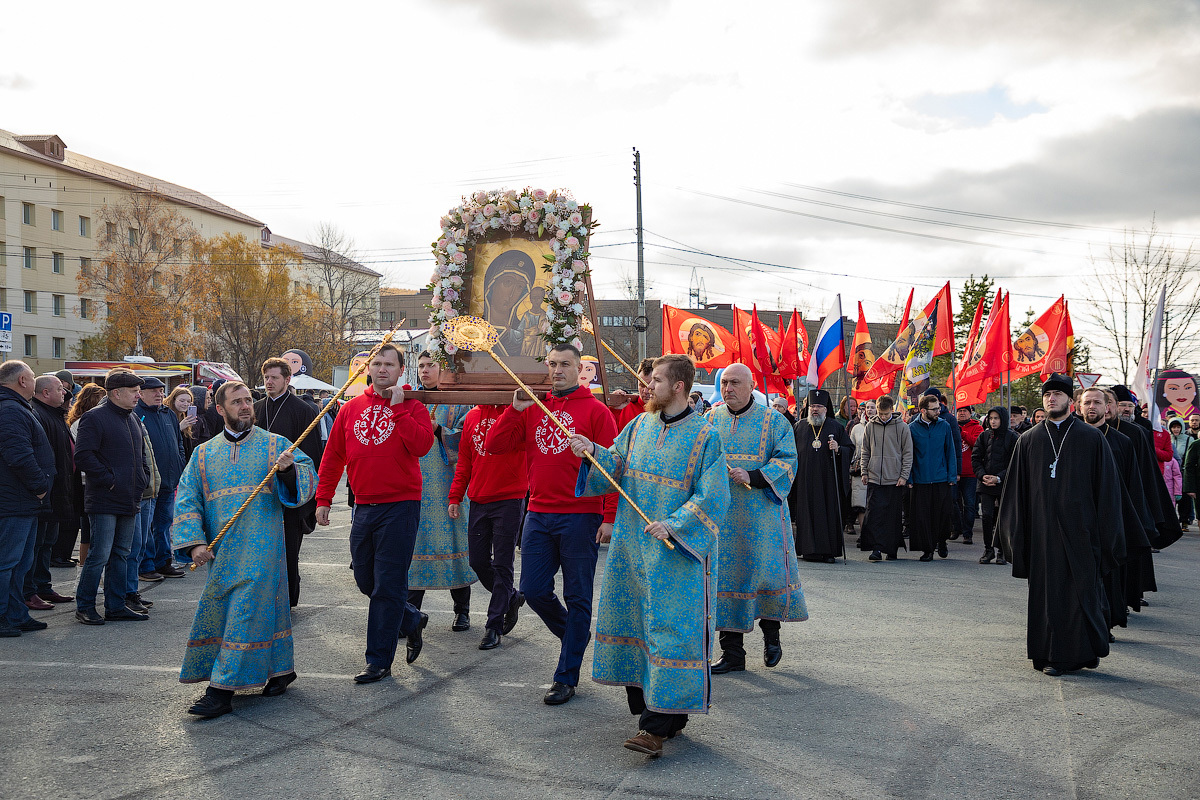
xmin=485 ymin=384 xmax=617 ymax=522
xmin=448 ymin=405 xmax=529 ymax=505
xmin=315 ymin=385 xmax=435 ymax=507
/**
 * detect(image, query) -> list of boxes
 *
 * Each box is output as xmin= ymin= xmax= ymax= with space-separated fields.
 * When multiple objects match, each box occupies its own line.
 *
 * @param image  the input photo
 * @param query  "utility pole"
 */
xmin=634 ymin=147 xmax=646 ymax=362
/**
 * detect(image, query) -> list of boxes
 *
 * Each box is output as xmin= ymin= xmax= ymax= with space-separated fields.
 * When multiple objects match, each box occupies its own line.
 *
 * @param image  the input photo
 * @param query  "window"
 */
xmin=294 ymin=281 xmax=301 ymax=293
xmin=80 ymin=298 xmax=90 ymax=319
xmin=79 ymin=216 xmax=91 ymax=237
xmin=51 ymin=209 xmax=63 ymax=231
xmin=23 ymin=246 xmax=35 ymax=269
xmin=173 ymin=238 xmax=182 ymax=258
xmin=381 ymin=311 xmax=397 ymax=325
xmin=151 ymin=233 xmax=161 ymax=251
xmin=128 ymin=228 xmax=138 ymax=246
xmin=52 ymin=338 xmax=64 ymax=359
xmin=79 ymin=256 xmax=91 ymax=275
xmin=105 ymin=303 xmax=111 ymax=319
xmin=24 ymin=291 xmax=36 ymax=313
xmin=22 ymin=203 xmax=34 ymax=225
xmin=0 ymin=288 xmax=6 ymax=310
xmin=0 ymin=240 xmax=5 ymax=267
xmin=0 ymin=196 xmax=5 ymax=218
xmin=52 ymin=252 xmax=64 ymax=274
xmin=106 ymin=221 xmax=116 ymax=240
xmin=24 ymin=335 xmax=36 ymax=358
xmin=53 ymin=294 xmax=64 ymax=316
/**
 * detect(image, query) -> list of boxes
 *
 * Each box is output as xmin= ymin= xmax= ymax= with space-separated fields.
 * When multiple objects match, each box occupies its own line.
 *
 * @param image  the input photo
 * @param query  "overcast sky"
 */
xmin=4 ymin=0 xmax=1199 ymax=374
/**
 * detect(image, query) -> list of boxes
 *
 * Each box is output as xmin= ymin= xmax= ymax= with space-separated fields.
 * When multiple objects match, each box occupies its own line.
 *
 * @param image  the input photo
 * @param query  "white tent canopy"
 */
xmin=290 ymin=374 xmax=338 ymax=391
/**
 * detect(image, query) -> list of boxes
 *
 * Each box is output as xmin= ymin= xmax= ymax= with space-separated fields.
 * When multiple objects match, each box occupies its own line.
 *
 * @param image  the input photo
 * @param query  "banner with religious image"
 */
xmin=661 ymin=304 xmax=735 ymax=368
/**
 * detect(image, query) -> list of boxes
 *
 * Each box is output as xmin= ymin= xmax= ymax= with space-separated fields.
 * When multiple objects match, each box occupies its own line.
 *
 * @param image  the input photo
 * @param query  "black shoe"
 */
xmin=135 ymin=594 xmax=153 ymax=609
xmin=543 ymin=681 xmax=575 ymax=705
xmin=868 ymin=550 xmax=882 ymax=561
xmin=949 ymin=532 xmax=961 ymax=541
xmin=980 ymin=549 xmax=995 ymax=564
xmin=262 ymin=672 xmax=297 ymax=697
xmin=479 ymin=629 xmax=501 ymax=650
xmin=405 ymin=612 xmax=430 ymax=664
xmin=105 ymin=607 xmax=149 ymax=621
xmin=995 ymin=555 xmax=1008 ymax=566
xmin=823 ymin=556 xmax=837 ymax=564
xmin=451 ymin=612 xmax=471 ymax=632
xmin=188 ymin=692 xmax=233 ymax=718
xmin=49 ymin=559 xmax=77 ymax=568
xmin=937 ymin=542 xmax=949 ymax=558
xmin=886 ymin=554 xmax=898 ymax=560
xmin=124 ymin=595 xmax=149 ymax=614
xmin=502 ymin=592 xmax=525 ymax=635
xmin=1109 ymin=633 xmax=1116 ymax=643
xmin=354 ymin=664 xmax=391 ymax=683
xmin=75 ymin=608 xmax=105 ymax=626
xmin=1043 ymin=666 xmax=1065 ymax=676
xmin=0 ymin=624 xmax=20 ymax=638
xmin=764 ymin=641 xmax=782 ymax=668
xmin=961 ymin=538 xmax=974 ymax=545
xmin=710 ymin=656 xmax=746 ymax=674
xmin=919 ymin=552 xmax=934 ymax=562
xmin=16 ymin=619 xmax=48 ymax=631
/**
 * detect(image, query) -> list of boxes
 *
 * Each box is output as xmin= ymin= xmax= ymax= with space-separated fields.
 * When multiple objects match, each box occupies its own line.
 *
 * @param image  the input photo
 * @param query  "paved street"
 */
xmin=2 ymin=494 xmax=1198 ymax=800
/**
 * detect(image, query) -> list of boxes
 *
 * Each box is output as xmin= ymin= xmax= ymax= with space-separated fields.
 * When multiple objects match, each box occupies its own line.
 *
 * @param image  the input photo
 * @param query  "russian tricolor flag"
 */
xmin=806 ymin=295 xmax=845 ymax=389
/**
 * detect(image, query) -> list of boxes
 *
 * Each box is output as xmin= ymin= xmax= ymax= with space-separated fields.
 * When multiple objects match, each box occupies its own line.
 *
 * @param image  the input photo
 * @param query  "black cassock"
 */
xmin=792 ymin=417 xmax=855 ymax=561
xmin=1111 ymin=419 xmax=1179 ymax=605
xmin=1099 ymin=424 xmax=1153 ymax=629
xmin=998 ymin=419 xmax=1124 ymax=671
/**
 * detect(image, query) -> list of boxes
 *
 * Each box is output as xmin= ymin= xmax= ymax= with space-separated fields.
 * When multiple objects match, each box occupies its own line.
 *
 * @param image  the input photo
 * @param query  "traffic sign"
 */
xmin=1076 ymin=372 xmax=1102 ymax=388
xmin=0 ymin=312 xmax=10 ymax=351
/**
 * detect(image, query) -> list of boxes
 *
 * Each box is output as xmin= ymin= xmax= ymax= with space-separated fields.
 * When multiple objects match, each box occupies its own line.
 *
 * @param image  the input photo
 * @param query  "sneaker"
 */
xmin=979 ymin=549 xmax=995 ymax=564
xmin=868 ymin=551 xmax=883 ymax=561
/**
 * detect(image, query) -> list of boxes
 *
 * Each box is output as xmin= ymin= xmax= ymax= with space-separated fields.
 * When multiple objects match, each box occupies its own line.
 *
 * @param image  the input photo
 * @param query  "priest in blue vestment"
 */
xmin=707 ymin=364 xmax=807 ymax=674
xmin=172 ymin=381 xmax=317 ymax=719
xmin=570 ymin=354 xmax=730 ymax=758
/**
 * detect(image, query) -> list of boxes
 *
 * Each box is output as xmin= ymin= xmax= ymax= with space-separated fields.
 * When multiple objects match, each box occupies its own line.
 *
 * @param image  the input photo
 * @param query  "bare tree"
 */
xmin=1083 ymin=219 xmax=1200 ymax=381
xmin=307 ymin=223 xmax=380 ymax=334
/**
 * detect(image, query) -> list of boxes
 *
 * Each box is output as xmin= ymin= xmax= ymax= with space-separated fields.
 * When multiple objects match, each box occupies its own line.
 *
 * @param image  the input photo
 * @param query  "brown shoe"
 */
xmin=157 ymin=564 xmax=186 ymax=579
xmin=39 ymin=589 xmax=75 ymax=603
xmin=25 ymin=594 xmax=54 ymax=611
xmin=623 ymin=730 xmax=665 ymax=757
xmin=138 ymin=572 xmax=164 ymax=583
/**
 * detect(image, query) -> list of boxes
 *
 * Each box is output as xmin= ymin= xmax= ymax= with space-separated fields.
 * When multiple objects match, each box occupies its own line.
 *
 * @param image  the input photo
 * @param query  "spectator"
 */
xmin=973 ymin=407 xmax=1018 ymax=565
xmin=165 ymin=386 xmax=203 ymax=462
xmin=860 ymin=395 xmax=912 ymax=561
xmin=126 ymin=415 xmax=161 ymax=613
xmin=73 ymin=368 xmax=151 ymax=625
xmin=956 ymin=405 xmax=984 ymax=545
xmin=1162 ymin=451 xmax=1183 ymax=514
xmin=908 ymin=393 xmax=957 ymax=562
xmin=1031 ymin=408 xmax=1046 ymax=425
xmin=848 ymin=399 xmax=876 ymax=533
xmin=771 ymin=395 xmax=796 ymax=425
xmin=836 ymin=396 xmax=859 ymax=430
xmin=1168 ymin=417 xmax=1195 ymax=530
xmin=134 ymin=377 xmax=187 ymax=580
xmin=24 ymin=375 xmax=76 ymax=609
xmin=52 ymin=384 xmax=107 ymax=568
xmin=1184 ymin=435 xmax=1200 ymax=527
xmin=0 ymin=361 xmax=56 ymax=637
xmin=55 ymin=369 xmax=81 ymax=410
xmin=1011 ymin=405 xmax=1032 ymax=433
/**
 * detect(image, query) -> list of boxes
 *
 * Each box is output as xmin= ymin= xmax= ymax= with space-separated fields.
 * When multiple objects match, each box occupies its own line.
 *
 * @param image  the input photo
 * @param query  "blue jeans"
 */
xmin=519 ymin=511 xmax=602 ymax=687
xmin=77 ymin=514 xmax=136 ymax=613
xmin=140 ymin=486 xmax=176 ymax=573
xmin=958 ymin=477 xmax=978 ymax=538
xmin=1 ymin=516 xmax=39 ymax=626
xmin=129 ymin=498 xmax=155 ymax=595
xmin=23 ymin=520 xmax=59 ymax=598
xmin=348 ymin=501 xmax=423 ymax=669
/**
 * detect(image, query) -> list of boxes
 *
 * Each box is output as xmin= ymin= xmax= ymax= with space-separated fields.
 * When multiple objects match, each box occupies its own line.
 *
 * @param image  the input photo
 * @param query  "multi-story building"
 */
xmin=0 ymin=128 xmax=264 ymax=373
xmin=261 ymin=228 xmax=381 ymax=334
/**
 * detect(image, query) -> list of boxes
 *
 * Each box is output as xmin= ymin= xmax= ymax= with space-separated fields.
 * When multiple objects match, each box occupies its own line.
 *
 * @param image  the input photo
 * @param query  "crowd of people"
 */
xmin=0 ymin=348 xmax=1192 ymax=757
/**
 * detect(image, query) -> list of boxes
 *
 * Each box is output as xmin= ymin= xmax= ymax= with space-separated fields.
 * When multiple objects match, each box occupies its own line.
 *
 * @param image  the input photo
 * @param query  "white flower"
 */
xmin=562 ymin=325 xmax=575 ymax=336
xmin=449 ymin=275 xmax=463 ymax=287
xmin=571 ymin=303 xmax=584 ymax=314
xmin=489 ymin=217 xmax=501 ymax=229
xmin=571 ymin=337 xmax=583 ymax=350
xmin=566 ymin=199 xmax=578 ymax=211
xmin=446 ymin=243 xmax=458 ymax=255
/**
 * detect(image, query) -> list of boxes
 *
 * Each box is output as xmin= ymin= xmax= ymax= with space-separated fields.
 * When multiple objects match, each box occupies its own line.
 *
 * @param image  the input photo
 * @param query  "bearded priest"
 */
xmin=792 ymin=389 xmax=855 ymax=563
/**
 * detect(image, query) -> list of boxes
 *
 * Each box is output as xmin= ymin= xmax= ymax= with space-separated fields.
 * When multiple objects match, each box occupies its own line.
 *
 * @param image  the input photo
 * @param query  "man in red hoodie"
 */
xmin=609 ymin=358 xmax=654 ymax=433
xmin=956 ymin=405 xmax=983 ymax=545
xmin=315 ymin=344 xmax=435 ymax=684
xmin=485 ymin=343 xmax=617 ymax=706
xmin=448 ymin=404 xmax=529 ymax=650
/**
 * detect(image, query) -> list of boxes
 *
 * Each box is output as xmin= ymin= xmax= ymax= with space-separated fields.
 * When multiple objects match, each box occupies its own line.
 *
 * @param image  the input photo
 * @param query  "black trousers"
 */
xmin=718 ymin=619 xmax=780 ymax=663
xmin=1178 ymin=494 xmax=1194 ymax=525
xmin=980 ymin=493 xmax=1000 ymax=550
xmin=408 ymin=586 xmax=472 ymax=614
xmin=861 ymin=483 xmax=905 ymax=556
xmin=282 ymin=501 xmax=315 ymax=607
xmin=908 ymin=483 xmax=952 ymax=554
xmin=467 ymin=498 xmax=523 ymax=631
xmin=626 ymin=686 xmax=688 ymax=737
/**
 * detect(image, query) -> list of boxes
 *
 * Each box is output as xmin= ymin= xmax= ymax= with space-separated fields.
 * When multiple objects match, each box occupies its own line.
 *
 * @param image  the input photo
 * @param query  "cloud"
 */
xmin=435 ymin=0 xmax=637 ymax=43
xmin=0 ymin=73 xmax=33 ymax=90
xmin=907 ymin=85 xmax=1047 ymax=128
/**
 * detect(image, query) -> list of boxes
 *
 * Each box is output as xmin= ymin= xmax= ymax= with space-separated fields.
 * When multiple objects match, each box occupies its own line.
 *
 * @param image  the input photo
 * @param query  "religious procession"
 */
xmin=2 ymin=184 xmax=1193 ymax=772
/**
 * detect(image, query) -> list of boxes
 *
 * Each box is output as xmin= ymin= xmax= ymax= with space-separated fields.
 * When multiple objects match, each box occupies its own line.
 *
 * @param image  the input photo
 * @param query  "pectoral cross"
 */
xmin=1049 ymin=460 xmax=1058 ymax=479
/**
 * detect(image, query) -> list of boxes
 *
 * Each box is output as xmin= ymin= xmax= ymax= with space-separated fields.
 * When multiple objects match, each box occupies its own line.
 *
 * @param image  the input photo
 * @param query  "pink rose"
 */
xmin=557 ymin=291 xmax=573 ymax=304
xmin=565 ymin=236 xmax=580 ymax=250
xmin=482 ymin=203 xmax=497 ymax=218
xmin=451 ymin=251 xmax=467 ymax=264
xmin=556 ymin=229 xmax=566 ymax=240
xmin=574 ymin=281 xmax=586 ymax=292
xmin=444 ymin=288 xmax=459 ymax=302
xmin=445 ymin=343 xmax=458 ymax=355
xmin=510 ymin=213 xmax=523 ymax=225
xmin=449 ymin=275 xmax=463 ymax=287
xmin=571 ymin=260 xmax=586 ymax=273
xmin=473 ymin=191 xmax=488 ymax=204
xmin=568 ymin=212 xmax=583 ymax=227
xmin=528 ymin=210 xmax=540 ymax=222
xmin=533 ymin=189 xmax=548 ymax=201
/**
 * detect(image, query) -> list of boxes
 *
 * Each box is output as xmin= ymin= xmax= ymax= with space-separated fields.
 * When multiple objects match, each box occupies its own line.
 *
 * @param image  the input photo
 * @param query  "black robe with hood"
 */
xmin=792 ymin=414 xmax=855 ymax=561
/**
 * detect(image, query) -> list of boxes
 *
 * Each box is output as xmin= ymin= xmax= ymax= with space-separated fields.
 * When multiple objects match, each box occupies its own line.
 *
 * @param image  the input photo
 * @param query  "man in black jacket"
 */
xmin=0 ymin=361 xmax=56 ymax=637
xmin=73 ymin=369 xmax=151 ymax=625
xmin=254 ymin=357 xmax=322 ymax=606
xmin=973 ymin=407 xmax=1018 ymax=565
xmin=135 ymin=377 xmax=187 ymax=580
xmin=24 ymin=375 xmax=76 ymax=608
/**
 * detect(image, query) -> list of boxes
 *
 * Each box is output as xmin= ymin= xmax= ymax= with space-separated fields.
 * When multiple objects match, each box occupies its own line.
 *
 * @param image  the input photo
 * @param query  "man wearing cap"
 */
xmin=792 ymin=388 xmax=855 ymax=563
xmin=23 ymin=375 xmax=76 ymax=609
xmin=998 ymin=375 xmax=1123 ymax=676
xmin=135 ymin=377 xmax=188 ymax=581
xmin=74 ymin=368 xmax=152 ymax=624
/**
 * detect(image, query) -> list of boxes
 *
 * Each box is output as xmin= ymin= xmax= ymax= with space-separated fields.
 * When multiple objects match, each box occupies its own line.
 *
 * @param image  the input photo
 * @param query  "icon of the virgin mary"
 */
xmin=483 ymin=249 xmax=544 ymax=357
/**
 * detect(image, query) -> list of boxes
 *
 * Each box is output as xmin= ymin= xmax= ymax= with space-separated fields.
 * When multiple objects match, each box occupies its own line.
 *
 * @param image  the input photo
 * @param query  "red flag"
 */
xmin=952 ymin=295 xmax=988 ymax=389
xmin=848 ymin=303 xmax=888 ymax=400
xmin=662 ymin=304 xmax=735 ymax=368
xmin=923 ymin=282 xmax=955 ymax=356
xmin=900 ymin=288 xmax=914 ymax=329
xmin=1011 ymin=296 xmax=1066 ymax=380
xmin=778 ymin=310 xmax=808 ymax=379
xmin=955 ymin=290 xmax=1010 ymax=406
xmin=734 ymin=306 xmax=787 ymax=393
xmin=1040 ymin=301 xmax=1074 ymax=380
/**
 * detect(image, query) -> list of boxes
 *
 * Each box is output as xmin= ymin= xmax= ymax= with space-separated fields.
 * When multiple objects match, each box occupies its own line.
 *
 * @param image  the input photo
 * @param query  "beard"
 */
xmin=646 ymin=390 xmax=678 ymax=415
xmin=808 ymin=410 xmax=826 ymax=426
xmin=1083 ymin=409 xmax=1105 ymax=425
xmin=225 ymin=411 xmax=255 ymax=433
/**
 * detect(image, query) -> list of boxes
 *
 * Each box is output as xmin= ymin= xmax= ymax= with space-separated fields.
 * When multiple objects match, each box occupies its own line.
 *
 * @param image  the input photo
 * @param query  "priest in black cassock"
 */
xmin=255 ymin=357 xmax=324 ymax=607
xmin=792 ymin=389 xmax=854 ymax=564
xmin=998 ymin=375 xmax=1124 ymax=676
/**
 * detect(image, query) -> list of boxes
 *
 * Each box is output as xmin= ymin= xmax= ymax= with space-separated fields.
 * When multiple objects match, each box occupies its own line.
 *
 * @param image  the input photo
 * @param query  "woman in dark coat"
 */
xmin=972 ymin=407 xmax=1018 ymax=564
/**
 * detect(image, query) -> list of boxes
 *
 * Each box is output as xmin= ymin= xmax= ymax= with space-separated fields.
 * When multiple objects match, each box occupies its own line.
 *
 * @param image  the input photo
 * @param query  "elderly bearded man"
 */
xmin=173 ymin=381 xmax=317 ymax=718
xmin=792 ymin=389 xmax=854 ymax=563
xmin=707 ymin=363 xmax=806 ymax=674
xmin=570 ymin=354 xmax=730 ymax=758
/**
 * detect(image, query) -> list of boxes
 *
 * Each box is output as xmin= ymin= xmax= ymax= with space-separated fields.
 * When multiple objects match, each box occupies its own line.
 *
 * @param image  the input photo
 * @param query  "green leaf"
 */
xmin=538 ymin=223 xmax=545 ymax=237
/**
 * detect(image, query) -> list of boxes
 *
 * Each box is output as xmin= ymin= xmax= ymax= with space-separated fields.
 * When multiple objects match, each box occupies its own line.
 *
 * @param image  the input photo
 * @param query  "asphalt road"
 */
xmin=2 ymin=494 xmax=1198 ymax=800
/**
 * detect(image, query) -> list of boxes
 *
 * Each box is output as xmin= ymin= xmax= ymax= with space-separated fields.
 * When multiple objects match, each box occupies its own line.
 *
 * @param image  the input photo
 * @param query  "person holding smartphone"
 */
xmin=166 ymin=386 xmax=203 ymax=462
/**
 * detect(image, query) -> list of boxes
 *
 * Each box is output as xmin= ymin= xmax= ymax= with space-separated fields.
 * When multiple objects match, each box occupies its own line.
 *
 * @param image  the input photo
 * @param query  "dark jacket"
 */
xmin=136 ymin=399 xmax=186 ymax=489
xmin=31 ymin=398 xmax=75 ymax=523
xmin=908 ymin=413 xmax=958 ymax=484
xmin=972 ymin=407 xmax=1019 ymax=496
xmin=1183 ymin=438 xmax=1200 ymax=496
xmin=0 ymin=386 xmax=55 ymax=517
xmin=75 ymin=401 xmax=149 ymax=515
